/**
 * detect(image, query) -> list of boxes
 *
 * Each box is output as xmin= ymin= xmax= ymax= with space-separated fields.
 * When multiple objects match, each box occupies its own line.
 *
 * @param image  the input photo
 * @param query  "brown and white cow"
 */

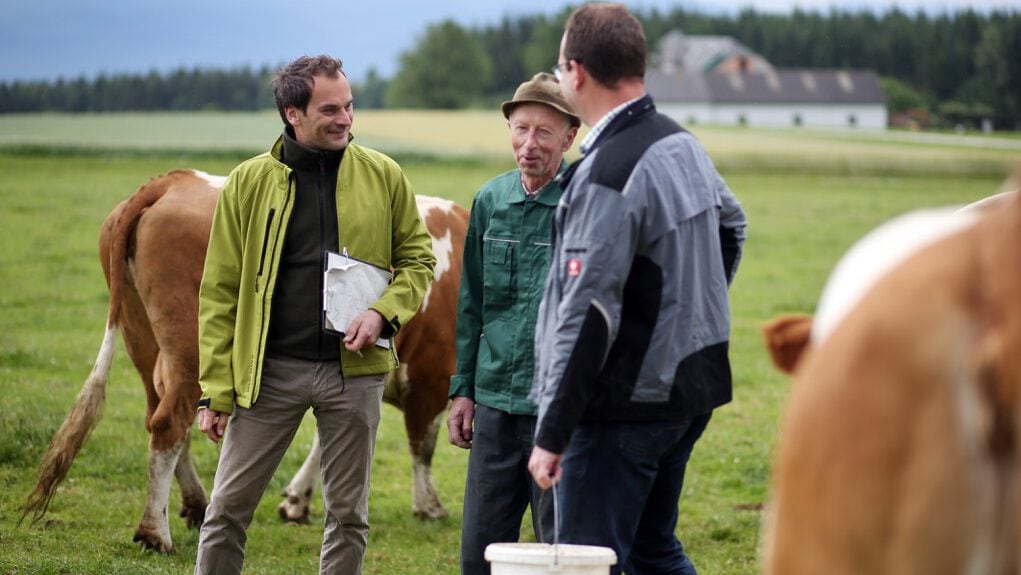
xmin=761 ymin=190 xmax=1021 ymax=574
xmin=276 ymin=193 xmax=463 ymax=523
xmin=21 ymin=169 xmax=467 ymax=552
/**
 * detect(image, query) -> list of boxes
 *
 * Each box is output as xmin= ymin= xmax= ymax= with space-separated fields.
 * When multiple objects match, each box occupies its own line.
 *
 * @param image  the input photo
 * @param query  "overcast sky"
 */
xmin=1 ymin=0 xmax=1016 ymax=83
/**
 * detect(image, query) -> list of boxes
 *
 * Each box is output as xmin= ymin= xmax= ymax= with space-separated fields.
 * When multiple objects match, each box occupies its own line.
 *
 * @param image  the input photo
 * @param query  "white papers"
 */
xmin=323 ymin=249 xmax=392 ymax=349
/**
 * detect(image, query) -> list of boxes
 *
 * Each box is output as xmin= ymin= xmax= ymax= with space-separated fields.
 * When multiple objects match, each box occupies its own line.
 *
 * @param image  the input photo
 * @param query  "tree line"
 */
xmin=1 ymin=66 xmax=276 ymax=114
xmin=2 ymin=7 xmax=1018 ymax=128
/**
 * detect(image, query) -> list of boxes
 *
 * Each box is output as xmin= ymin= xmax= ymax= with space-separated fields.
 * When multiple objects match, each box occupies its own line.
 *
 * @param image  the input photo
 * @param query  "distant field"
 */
xmin=0 ymin=114 xmax=1016 ymax=574
xmin=1 ymin=110 xmax=1018 ymax=176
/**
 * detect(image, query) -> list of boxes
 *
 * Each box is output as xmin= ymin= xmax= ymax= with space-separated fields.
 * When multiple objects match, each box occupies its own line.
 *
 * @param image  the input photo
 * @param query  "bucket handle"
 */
xmin=538 ymin=483 xmax=562 ymax=570
xmin=553 ymin=483 xmax=560 ymax=568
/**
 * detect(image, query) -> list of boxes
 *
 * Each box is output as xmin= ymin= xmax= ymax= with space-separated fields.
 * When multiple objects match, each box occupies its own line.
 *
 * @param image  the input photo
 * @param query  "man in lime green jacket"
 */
xmin=194 ymin=55 xmax=435 ymax=575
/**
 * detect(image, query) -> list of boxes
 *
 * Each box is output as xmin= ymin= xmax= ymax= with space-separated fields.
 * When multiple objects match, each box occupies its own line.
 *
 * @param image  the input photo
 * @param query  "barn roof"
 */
xmin=647 ymin=69 xmax=886 ymax=105
xmin=653 ymin=30 xmax=774 ymax=74
xmin=648 ymin=30 xmax=886 ymax=106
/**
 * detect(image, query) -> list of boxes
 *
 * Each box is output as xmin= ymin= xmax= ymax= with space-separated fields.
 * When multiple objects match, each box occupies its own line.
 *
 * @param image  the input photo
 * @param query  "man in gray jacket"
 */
xmin=528 ymin=5 xmax=747 ymax=575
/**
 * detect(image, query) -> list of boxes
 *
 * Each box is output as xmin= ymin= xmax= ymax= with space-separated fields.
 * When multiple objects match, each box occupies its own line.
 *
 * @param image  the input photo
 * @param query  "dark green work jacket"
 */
xmin=449 ymin=163 xmax=566 ymax=415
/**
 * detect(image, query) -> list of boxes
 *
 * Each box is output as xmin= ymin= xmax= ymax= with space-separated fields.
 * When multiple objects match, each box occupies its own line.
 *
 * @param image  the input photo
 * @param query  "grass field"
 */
xmin=2 ymin=110 xmax=1019 ymax=175
xmin=0 ymin=111 xmax=1016 ymax=574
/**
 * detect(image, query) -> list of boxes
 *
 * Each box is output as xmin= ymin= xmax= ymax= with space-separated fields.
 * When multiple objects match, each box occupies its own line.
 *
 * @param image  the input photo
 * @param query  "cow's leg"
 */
xmin=133 ymin=438 xmax=184 ymax=553
xmin=410 ymin=410 xmax=448 ymax=520
xmin=115 ymin=283 xmax=181 ymax=551
xmin=396 ymin=371 xmax=449 ymax=518
xmin=278 ymin=433 xmax=321 ymax=524
xmin=133 ymin=341 xmax=200 ymax=552
xmin=174 ymin=432 xmax=208 ymax=529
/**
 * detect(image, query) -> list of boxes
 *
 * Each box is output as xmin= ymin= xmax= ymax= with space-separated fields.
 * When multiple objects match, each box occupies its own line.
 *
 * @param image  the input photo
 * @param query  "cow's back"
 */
xmin=99 ymin=170 xmax=220 ymax=293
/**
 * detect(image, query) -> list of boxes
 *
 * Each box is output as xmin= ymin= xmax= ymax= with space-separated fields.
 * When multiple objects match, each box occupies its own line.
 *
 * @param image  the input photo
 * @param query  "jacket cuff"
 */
xmin=198 ymin=395 xmax=234 ymax=414
xmin=448 ymin=374 xmax=475 ymax=400
xmin=534 ymin=422 xmax=571 ymax=455
xmin=370 ymin=303 xmax=401 ymax=336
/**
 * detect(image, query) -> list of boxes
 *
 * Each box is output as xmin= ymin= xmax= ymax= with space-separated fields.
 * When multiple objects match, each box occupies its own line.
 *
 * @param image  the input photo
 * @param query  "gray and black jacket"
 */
xmin=530 ymin=95 xmax=747 ymax=454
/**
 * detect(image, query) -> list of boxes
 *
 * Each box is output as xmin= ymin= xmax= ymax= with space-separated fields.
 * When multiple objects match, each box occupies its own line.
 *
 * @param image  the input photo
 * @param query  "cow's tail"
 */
xmin=20 ymin=173 xmax=177 ymax=525
xmin=104 ymin=171 xmax=181 ymax=327
xmin=21 ymin=325 xmax=118 ymax=524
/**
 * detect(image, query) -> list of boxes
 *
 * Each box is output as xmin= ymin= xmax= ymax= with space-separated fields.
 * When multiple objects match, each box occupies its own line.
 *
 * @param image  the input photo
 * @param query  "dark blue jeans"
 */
xmin=460 ymin=405 xmax=554 ymax=575
xmin=557 ymin=413 xmax=712 ymax=575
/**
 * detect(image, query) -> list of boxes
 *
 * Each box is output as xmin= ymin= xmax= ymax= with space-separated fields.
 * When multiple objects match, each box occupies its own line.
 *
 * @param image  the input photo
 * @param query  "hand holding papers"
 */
xmin=323 ymin=249 xmax=392 ymax=349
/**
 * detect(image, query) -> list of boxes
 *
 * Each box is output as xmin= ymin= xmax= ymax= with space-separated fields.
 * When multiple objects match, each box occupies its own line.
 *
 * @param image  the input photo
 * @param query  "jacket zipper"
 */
xmin=331 ymin=157 xmax=348 ymax=378
xmin=317 ymin=155 xmax=328 ymax=361
xmin=253 ymin=175 xmax=292 ymax=399
xmin=255 ymin=209 xmax=276 ymax=292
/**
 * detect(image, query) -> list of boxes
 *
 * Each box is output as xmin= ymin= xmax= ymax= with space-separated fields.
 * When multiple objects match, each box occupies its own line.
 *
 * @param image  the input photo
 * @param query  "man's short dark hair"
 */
xmin=272 ymin=55 xmax=345 ymax=125
xmin=563 ymin=4 xmax=646 ymax=88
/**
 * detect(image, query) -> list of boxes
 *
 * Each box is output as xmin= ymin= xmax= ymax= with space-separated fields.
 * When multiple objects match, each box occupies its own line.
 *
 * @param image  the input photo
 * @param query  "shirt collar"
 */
xmin=510 ymin=160 xmax=568 ymax=206
xmin=521 ymin=173 xmax=555 ymax=199
xmin=579 ymin=94 xmax=646 ymax=155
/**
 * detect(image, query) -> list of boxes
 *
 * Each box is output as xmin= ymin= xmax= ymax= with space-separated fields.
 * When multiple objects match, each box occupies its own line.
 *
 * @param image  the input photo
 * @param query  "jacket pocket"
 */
xmin=255 ymin=208 xmax=276 ymax=292
xmin=482 ymin=236 xmax=516 ymax=307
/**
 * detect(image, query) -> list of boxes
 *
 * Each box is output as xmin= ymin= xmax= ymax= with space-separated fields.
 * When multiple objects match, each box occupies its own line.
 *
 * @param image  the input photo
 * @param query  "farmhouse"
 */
xmin=647 ymin=31 xmax=888 ymax=130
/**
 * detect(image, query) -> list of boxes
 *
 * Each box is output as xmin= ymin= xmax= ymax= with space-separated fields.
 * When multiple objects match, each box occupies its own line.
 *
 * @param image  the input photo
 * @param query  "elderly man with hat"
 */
xmin=448 ymin=72 xmax=579 ymax=575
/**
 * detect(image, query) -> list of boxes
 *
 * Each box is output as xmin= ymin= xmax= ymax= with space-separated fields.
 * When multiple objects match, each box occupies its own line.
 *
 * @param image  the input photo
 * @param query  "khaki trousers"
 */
xmin=195 ymin=354 xmax=385 ymax=575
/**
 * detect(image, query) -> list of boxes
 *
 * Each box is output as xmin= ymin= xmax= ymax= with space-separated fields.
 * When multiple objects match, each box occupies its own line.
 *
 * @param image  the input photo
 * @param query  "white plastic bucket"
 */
xmin=485 ymin=542 xmax=617 ymax=575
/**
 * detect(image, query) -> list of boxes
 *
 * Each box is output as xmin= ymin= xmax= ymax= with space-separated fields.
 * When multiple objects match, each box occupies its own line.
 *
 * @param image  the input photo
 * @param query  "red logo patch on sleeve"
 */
xmin=567 ymin=258 xmax=582 ymax=277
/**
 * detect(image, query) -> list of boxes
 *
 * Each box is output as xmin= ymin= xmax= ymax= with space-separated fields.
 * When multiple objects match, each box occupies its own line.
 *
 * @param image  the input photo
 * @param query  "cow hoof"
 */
xmin=132 ymin=529 xmax=173 ymax=554
xmin=277 ymin=486 xmax=312 ymax=524
xmin=179 ymin=503 xmax=206 ymax=530
xmin=413 ymin=505 xmax=449 ymax=521
xmin=277 ymin=500 xmax=311 ymax=524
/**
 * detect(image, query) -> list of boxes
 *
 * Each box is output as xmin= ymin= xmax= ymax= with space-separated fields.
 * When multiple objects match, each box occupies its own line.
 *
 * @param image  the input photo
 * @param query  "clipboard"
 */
xmin=322 ymin=248 xmax=393 ymax=349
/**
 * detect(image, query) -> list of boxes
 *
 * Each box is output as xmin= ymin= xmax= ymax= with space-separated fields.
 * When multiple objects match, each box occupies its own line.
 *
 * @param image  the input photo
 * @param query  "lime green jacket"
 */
xmin=197 ymin=136 xmax=436 ymax=414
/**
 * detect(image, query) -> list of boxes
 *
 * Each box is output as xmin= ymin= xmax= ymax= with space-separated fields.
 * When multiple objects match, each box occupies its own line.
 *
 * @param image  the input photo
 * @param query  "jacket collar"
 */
xmin=585 ymin=94 xmax=655 ymax=155
xmin=509 ymin=160 xmax=569 ymax=206
xmin=278 ymin=127 xmax=344 ymax=172
xmin=557 ymin=94 xmax=656 ymax=190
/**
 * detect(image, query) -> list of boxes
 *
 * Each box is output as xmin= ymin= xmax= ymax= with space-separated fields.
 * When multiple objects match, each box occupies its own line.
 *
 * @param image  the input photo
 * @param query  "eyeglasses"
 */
xmin=552 ymin=59 xmax=580 ymax=82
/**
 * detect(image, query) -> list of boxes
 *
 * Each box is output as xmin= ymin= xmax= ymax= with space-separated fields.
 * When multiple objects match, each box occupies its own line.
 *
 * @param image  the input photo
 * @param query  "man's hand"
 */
xmin=528 ymin=445 xmax=563 ymax=490
xmin=447 ymin=396 xmax=476 ymax=449
xmin=198 ymin=409 xmax=229 ymax=443
xmin=344 ymin=309 xmax=386 ymax=352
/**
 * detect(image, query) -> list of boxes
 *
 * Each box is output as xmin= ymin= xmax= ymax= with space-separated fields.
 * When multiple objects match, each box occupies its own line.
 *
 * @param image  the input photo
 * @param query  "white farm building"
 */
xmin=647 ymin=31 xmax=888 ymax=130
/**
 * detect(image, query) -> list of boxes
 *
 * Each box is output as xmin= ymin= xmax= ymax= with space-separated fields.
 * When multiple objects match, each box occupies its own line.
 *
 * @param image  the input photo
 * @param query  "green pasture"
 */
xmin=0 ymin=112 xmax=1015 ymax=574
xmin=2 ymin=110 xmax=1019 ymax=175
